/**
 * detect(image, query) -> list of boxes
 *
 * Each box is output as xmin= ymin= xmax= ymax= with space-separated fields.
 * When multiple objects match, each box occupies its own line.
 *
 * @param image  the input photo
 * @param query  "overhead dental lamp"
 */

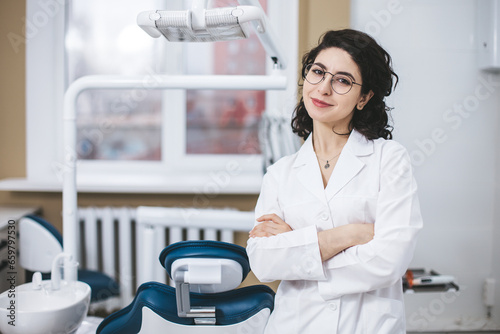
xmin=61 ymin=0 xmax=291 ymax=267
xmin=137 ymin=0 xmax=287 ymax=69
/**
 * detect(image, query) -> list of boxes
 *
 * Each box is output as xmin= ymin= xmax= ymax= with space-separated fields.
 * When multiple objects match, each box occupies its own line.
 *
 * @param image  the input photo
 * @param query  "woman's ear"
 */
xmin=357 ymin=90 xmax=374 ymax=110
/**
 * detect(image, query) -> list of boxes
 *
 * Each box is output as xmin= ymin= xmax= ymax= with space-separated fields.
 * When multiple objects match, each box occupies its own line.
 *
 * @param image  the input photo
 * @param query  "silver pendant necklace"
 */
xmin=316 ymin=152 xmax=341 ymax=169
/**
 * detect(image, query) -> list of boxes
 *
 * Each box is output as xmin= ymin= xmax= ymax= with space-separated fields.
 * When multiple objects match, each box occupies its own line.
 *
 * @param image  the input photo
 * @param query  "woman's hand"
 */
xmin=347 ymin=223 xmax=374 ymax=246
xmin=249 ymin=214 xmax=293 ymax=238
xmin=318 ymin=223 xmax=374 ymax=261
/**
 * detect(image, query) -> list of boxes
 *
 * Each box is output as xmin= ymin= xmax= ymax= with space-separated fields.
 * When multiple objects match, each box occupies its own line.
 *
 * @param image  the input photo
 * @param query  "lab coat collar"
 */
xmin=293 ymin=129 xmax=374 ymax=203
xmin=344 ymin=129 xmax=374 ymax=157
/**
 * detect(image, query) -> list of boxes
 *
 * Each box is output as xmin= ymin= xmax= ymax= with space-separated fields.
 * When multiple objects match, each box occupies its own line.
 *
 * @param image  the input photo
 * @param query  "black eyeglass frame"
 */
xmin=303 ymin=63 xmax=363 ymax=95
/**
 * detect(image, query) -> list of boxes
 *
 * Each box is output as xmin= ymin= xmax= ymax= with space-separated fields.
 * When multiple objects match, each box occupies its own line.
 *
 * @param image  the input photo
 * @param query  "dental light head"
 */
xmin=138 ymin=7 xmax=257 ymax=42
xmin=137 ymin=1 xmax=287 ymax=69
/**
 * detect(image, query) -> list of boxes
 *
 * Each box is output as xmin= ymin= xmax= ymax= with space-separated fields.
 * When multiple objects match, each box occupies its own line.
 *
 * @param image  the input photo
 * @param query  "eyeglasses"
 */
xmin=304 ymin=63 xmax=362 ymax=95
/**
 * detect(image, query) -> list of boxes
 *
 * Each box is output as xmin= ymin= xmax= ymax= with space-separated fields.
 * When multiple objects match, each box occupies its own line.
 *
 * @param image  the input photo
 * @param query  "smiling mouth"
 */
xmin=311 ymin=98 xmax=332 ymax=108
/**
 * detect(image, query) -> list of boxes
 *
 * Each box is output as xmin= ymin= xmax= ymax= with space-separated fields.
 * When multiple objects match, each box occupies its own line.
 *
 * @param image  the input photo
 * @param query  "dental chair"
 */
xmin=18 ymin=214 xmax=120 ymax=303
xmin=96 ymin=240 xmax=275 ymax=334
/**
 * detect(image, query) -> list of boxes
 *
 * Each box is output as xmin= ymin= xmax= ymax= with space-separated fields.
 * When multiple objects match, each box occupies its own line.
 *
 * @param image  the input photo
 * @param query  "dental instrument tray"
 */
xmin=403 ymin=268 xmax=459 ymax=293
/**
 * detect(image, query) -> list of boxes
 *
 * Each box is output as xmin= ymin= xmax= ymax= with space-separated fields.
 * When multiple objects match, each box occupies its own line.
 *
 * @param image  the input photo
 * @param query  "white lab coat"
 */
xmin=247 ymin=130 xmax=423 ymax=334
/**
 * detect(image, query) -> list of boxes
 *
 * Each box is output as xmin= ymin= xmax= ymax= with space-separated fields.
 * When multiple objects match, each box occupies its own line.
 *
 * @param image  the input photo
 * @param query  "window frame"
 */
xmin=19 ymin=0 xmax=298 ymax=194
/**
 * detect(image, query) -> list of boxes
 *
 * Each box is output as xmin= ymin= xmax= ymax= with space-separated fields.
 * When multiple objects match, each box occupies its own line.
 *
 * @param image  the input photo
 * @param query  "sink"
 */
xmin=0 ymin=280 xmax=91 ymax=334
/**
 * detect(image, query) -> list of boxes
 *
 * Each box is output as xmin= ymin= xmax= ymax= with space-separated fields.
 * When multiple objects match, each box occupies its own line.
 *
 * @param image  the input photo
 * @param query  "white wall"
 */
xmin=351 ymin=0 xmax=500 ymax=331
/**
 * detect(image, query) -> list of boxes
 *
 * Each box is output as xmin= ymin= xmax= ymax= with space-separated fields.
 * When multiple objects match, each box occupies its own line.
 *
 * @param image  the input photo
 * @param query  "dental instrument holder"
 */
xmin=171 ymin=258 xmax=244 ymax=325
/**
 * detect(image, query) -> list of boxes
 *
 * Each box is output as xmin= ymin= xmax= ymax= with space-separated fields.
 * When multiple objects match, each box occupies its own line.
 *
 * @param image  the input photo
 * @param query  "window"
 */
xmin=67 ymin=0 xmax=165 ymax=161
xmin=68 ymin=0 xmax=268 ymax=160
xmin=21 ymin=0 xmax=298 ymax=193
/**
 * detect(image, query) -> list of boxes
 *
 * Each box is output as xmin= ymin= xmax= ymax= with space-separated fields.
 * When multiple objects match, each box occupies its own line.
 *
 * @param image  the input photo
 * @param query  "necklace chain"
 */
xmin=315 ymin=152 xmax=341 ymax=169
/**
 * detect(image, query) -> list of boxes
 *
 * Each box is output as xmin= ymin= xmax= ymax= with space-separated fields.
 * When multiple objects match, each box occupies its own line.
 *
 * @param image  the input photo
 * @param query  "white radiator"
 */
xmin=77 ymin=206 xmax=255 ymax=308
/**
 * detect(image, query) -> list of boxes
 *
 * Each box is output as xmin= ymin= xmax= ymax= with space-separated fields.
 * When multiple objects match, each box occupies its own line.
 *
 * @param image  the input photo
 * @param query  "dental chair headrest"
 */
xmin=97 ymin=241 xmax=275 ymax=333
xmin=160 ymin=240 xmax=250 ymax=278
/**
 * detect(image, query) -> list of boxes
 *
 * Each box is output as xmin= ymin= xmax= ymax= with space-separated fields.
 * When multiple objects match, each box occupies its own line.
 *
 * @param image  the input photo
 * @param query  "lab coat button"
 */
xmin=321 ymin=214 xmax=329 ymax=221
xmin=328 ymin=302 xmax=337 ymax=311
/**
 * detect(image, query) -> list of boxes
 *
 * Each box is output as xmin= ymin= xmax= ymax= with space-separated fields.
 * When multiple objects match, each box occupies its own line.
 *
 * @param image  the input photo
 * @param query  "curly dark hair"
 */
xmin=291 ymin=29 xmax=398 ymax=140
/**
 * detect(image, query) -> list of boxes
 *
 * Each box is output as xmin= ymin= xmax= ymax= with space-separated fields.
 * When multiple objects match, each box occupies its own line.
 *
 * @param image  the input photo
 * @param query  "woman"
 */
xmin=247 ymin=29 xmax=423 ymax=333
